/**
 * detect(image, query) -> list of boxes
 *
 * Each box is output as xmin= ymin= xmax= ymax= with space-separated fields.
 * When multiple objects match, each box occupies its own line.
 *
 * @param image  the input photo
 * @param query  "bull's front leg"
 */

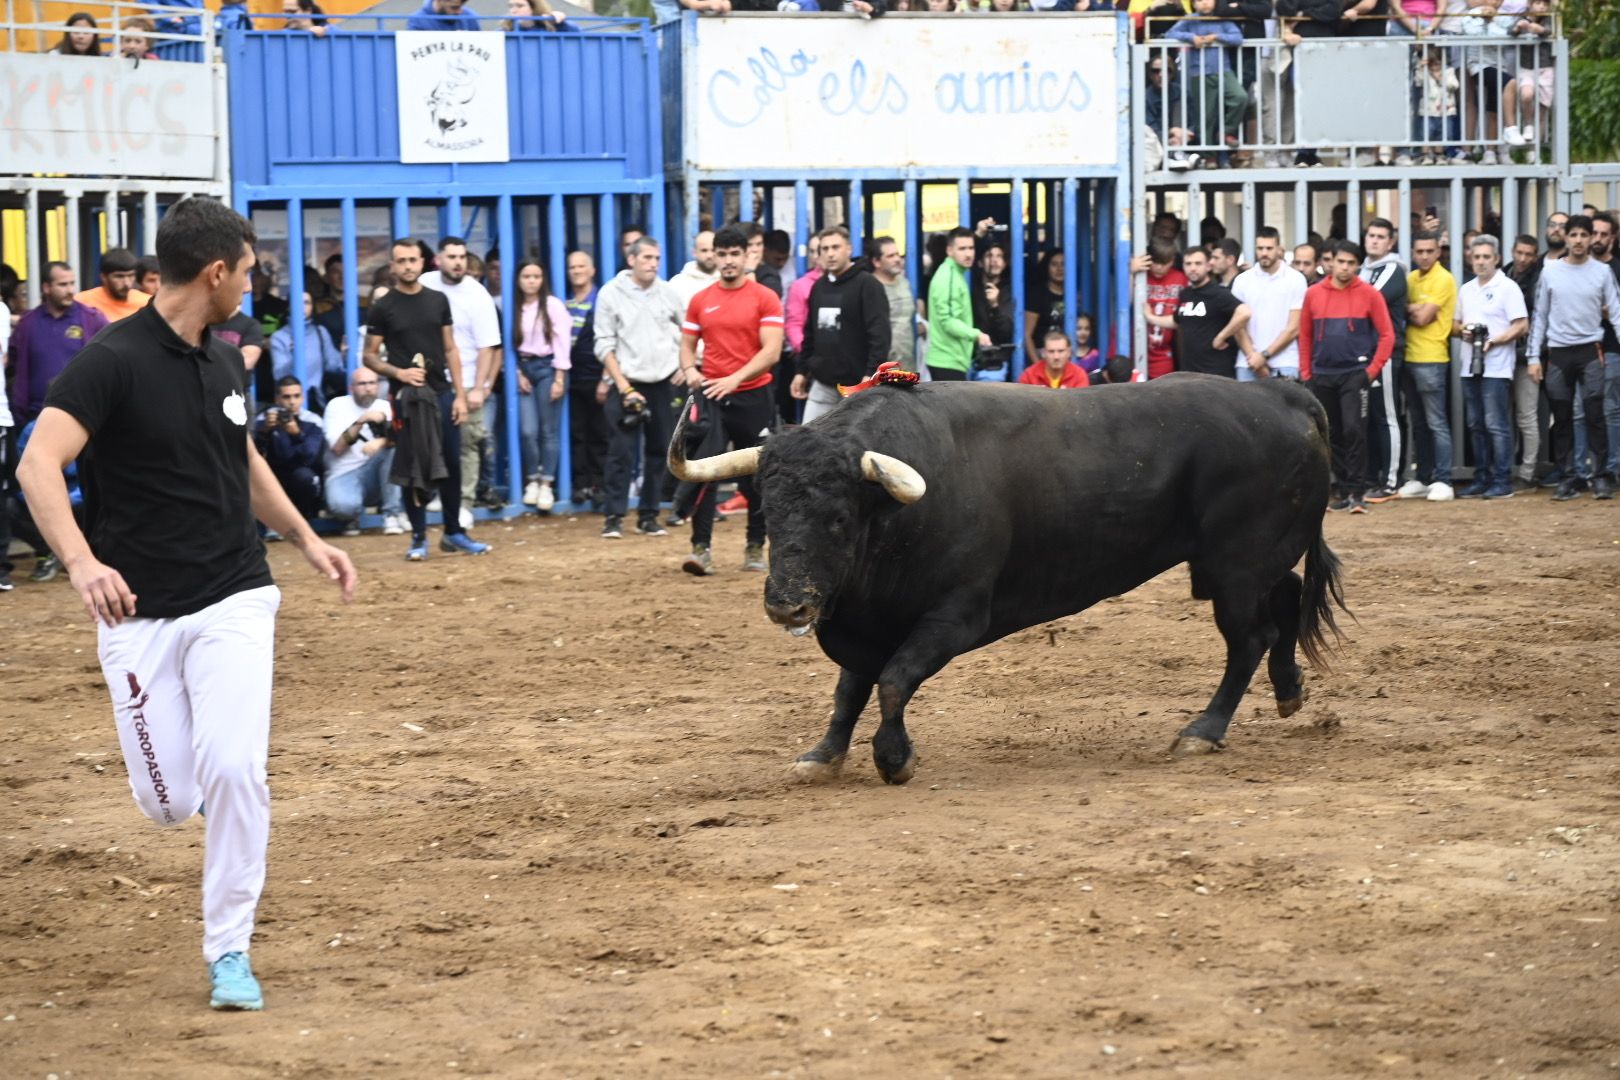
xmin=873 ymin=608 xmax=988 ymax=785
xmin=791 ymin=668 xmax=873 ymax=783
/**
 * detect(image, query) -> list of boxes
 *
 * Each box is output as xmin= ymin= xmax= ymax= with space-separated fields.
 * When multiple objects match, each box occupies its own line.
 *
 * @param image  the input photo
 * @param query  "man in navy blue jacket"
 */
xmin=255 ymin=377 xmax=327 ymax=520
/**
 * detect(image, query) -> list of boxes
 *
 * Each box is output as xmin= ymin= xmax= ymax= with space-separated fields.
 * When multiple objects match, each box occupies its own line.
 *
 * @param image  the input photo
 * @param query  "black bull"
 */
xmin=668 ymin=374 xmax=1348 ymax=784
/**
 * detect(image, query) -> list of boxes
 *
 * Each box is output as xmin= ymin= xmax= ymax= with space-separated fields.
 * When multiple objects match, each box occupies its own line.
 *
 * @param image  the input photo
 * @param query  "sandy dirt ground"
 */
xmin=1 ymin=494 xmax=1617 ymax=1079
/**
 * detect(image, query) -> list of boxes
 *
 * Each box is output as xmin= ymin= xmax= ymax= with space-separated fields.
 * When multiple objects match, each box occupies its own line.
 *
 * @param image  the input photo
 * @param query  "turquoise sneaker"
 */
xmin=209 ymin=951 xmax=263 ymax=1011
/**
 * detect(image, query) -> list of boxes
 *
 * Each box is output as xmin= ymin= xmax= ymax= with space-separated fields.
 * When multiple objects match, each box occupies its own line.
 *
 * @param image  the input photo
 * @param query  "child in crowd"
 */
xmin=1162 ymin=0 xmax=1248 ymax=166
xmin=118 ymin=17 xmax=158 ymax=60
xmin=1415 ymin=49 xmax=1461 ymax=164
xmin=1075 ymin=313 xmax=1102 ymax=375
xmin=1508 ymin=0 xmax=1554 ymax=148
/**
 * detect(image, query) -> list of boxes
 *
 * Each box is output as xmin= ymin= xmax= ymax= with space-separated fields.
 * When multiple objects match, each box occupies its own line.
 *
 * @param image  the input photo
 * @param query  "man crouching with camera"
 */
xmin=595 ymin=235 xmax=686 ymax=540
xmin=254 ymin=376 xmax=327 ymax=526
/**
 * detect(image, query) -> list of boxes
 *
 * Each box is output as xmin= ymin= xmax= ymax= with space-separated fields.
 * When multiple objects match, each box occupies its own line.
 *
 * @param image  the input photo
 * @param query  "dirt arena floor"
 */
xmin=2 ymin=493 xmax=1617 ymax=1079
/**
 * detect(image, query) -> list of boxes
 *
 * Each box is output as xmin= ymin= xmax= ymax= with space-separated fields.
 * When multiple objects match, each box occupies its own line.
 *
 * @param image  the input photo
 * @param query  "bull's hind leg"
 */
xmin=791 ymin=668 xmax=873 ymax=783
xmin=1267 ymin=571 xmax=1308 ymax=717
xmin=1171 ymin=581 xmax=1276 ymax=756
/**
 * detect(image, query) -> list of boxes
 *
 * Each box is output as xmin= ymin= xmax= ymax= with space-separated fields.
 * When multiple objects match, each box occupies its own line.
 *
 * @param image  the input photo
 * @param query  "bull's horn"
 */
xmin=667 ymin=398 xmax=762 ymax=482
xmin=861 ymin=451 xmax=926 ymax=504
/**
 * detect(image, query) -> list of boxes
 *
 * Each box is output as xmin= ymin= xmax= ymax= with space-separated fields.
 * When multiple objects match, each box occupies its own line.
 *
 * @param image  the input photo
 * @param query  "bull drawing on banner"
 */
xmin=427 ymin=56 xmax=478 ymax=135
xmin=668 ymin=375 xmax=1349 ymax=785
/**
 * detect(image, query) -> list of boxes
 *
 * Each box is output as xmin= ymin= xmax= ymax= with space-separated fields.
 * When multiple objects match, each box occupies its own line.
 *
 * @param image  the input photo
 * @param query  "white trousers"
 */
xmin=800 ymin=380 xmax=842 ymax=424
xmin=97 ymin=584 xmax=281 ymax=962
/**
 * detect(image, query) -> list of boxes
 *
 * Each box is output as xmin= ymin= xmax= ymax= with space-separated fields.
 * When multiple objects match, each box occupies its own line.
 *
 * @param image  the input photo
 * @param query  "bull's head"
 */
xmin=667 ymin=410 xmax=925 ymax=633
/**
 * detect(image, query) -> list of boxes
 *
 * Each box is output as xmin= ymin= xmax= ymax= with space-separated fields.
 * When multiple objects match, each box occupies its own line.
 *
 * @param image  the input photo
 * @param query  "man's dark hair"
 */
xmin=1564 ymin=214 xmax=1593 ymax=235
xmin=484 ymin=244 xmax=499 ymax=263
xmin=1364 ymin=216 xmax=1395 ymax=238
xmin=135 ymin=256 xmax=160 ymax=282
xmin=438 ymin=235 xmax=468 ymax=252
xmin=323 ymin=251 xmax=343 ymax=271
xmin=43 ymin=260 xmax=75 ymax=283
xmin=873 ymin=235 xmax=898 ymax=258
xmin=1327 ymin=239 xmax=1365 ymax=263
xmin=392 ymin=236 xmax=424 ymax=255
xmin=276 ymin=375 xmax=303 ymax=389
xmin=764 ymin=229 xmax=792 ymax=255
xmin=1215 ymin=237 xmax=1241 ymax=260
xmin=620 ymin=224 xmax=646 ymax=241
xmin=947 ymin=226 xmax=975 ymax=243
xmin=1513 ymin=233 xmax=1539 ymax=250
xmin=100 ymin=247 xmax=138 ymax=275
xmin=1412 ymin=230 xmax=1441 ymax=245
xmin=1199 ymin=216 xmax=1227 ymax=242
xmin=155 ymin=199 xmax=256 ymax=285
xmin=712 ymin=224 xmax=750 ymax=253
xmin=1148 ymin=239 xmax=1179 ymax=265
xmin=1103 ymin=355 xmax=1134 ymax=383
xmin=1255 ymin=225 xmax=1281 ymax=243
xmin=1294 ymin=241 xmax=1319 ymax=261
xmin=1593 ymin=211 xmax=1617 ymax=233
xmin=739 ymin=221 xmax=764 ymax=241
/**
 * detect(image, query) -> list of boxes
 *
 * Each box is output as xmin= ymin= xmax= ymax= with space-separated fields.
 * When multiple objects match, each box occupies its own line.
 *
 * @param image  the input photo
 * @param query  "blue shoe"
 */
xmin=439 ymin=533 xmax=490 ymax=556
xmin=1458 ymin=481 xmax=1489 ymax=498
xmin=209 ymin=951 xmax=263 ymax=1011
xmin=406 ymin=539 xmax=428 ymax=561
xmin=1484 ymin=483 xmax=1515 ymax=499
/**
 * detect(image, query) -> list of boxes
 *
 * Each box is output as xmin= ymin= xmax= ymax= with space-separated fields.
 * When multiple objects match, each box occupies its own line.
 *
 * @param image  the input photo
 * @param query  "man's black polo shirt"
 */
xmin=44 ymin=302 xmax=273 ymax=619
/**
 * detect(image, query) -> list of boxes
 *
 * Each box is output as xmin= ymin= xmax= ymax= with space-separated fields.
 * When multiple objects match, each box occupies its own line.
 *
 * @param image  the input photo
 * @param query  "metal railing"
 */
xmin=1 ymin=1 xmax=215 ymax=59
xmin=1139 ymin=17 xmax=1567 ymax=171
xmin=235 ymin=13 xmax=647 ymax=34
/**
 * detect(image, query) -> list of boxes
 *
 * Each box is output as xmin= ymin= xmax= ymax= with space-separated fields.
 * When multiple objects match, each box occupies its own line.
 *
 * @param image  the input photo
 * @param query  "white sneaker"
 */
xmin=1520 ymin=126 xmax=1535 ymax=144
xmin=426 ymin=495 xmax=443 ymax=514
xmin=458 ymin=506 xmax=474 ymax=530
xmin=522 ymin=480 xmax=541 ymax=506
xmin=1502 ymin=126 xmax=1526 ymax=146
xmin=340 ymin=520 xmax=361 ymax=537
xmin=535 ymin=481 xmax=555 ymax=513
xmin=1395 ymin=153 xmax=1414 ymax=166
xmin=382 ymin=513 xmax=406 ymax=536
xmin=1397 ymin=480 xmax=1430 ymax=498
xmin=1480 ymin=149 xmax=1498 ymax=165
xmin=1426 ymin=481 xmax=1455 ymax=502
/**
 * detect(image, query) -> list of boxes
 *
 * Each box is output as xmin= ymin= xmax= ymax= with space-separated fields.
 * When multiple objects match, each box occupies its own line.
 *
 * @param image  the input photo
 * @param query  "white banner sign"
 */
xmin=395 ymin=31 xmax=510 ymax=164
xmin=689 ymin=16 xmax=1121 ymax=172
xmin=0 ymin=53 xmax=217 ymax=179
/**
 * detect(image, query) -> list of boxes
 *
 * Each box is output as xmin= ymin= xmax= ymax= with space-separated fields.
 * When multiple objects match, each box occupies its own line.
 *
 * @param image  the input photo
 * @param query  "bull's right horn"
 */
xmin=667 ymin=399 xmax=762 ymax=482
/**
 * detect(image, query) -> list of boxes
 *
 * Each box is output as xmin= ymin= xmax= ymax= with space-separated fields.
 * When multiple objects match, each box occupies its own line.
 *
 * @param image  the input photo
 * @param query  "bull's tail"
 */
xmin=1298 ymin=527 xmax=1349 ymax=671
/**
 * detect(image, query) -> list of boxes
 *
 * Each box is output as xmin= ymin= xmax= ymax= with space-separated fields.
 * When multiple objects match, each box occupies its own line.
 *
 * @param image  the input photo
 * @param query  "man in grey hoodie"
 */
xmin=594 ymin=236 xmax=685 ymax=537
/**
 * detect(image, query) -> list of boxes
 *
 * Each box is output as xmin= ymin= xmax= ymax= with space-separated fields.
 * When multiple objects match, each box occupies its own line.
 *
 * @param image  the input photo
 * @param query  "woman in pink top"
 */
xmin=512 ymin=259 xmax=572 ymax=509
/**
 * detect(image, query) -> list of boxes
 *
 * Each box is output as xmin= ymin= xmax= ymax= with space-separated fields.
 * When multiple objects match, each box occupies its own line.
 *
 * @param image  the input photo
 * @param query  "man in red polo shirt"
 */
xmin=1017 ymin=330 xmax=1090 ymax=388
xmin=678 ymin=223 xmax=784 ymax=577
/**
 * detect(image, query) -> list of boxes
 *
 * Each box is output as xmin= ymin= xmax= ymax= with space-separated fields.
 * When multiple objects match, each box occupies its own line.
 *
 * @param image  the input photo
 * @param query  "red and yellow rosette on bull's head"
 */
xmin=838 ymin=361 xmax=921 ymax=397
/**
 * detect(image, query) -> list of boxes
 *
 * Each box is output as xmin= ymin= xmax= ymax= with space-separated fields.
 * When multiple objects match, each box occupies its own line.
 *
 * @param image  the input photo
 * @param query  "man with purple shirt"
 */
xmin=7 ymin=263 xmax=109 ymax=424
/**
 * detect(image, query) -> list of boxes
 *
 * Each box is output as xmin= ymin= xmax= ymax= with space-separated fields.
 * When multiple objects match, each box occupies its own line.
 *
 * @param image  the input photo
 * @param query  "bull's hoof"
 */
xmin=789 ymin=754 xmax=846 ymax=784
xmin=1276 ymin=681 xmax=1309 ymax=718
xmin=1169 ymin=735 xmax=1224 ymax=757
xmin=877 ymin=753 xmax=918 ymax=786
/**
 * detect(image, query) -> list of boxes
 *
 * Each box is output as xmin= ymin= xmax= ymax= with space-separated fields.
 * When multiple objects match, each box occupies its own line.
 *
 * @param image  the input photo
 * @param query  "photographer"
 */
xmin=594 ymin=236 xmax=685 ymax=540
xmin=1453 ymin=237 xmax=1527 ymax=500
xmin=254 ymin=376 xmax=327 ymax=522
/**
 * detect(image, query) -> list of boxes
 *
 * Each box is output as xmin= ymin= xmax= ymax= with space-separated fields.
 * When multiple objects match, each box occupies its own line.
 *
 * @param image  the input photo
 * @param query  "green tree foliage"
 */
xmin=1565 ymin=0 xmax=1620 ymax=161
xmin=1562 ymin=0 xmax=1620 ymax=60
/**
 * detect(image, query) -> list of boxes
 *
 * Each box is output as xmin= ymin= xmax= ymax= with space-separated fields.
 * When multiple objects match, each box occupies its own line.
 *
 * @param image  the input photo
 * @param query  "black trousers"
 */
xmin=690 ymin=386 xmax=774 ymax=549
xmin=271 ymin=464 xmax=323 ymax=520
xmin=402 ymin=388 xmax=464 ymax=539
xmin=927 ymin=366 xmax=968 ymax=382
xmin=602 ymin=377 xmax=676 ymax=520
xmin=1310 ymin=369 xmax=1371 ymax=496
xmin=1544 ymin=343 xmax=1611 ymax=480
xmin=568 ymin=383 xmax=611 ymax=498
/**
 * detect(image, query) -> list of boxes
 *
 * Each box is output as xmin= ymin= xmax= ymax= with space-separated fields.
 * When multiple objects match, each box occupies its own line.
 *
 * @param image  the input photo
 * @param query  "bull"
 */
xmin=667 ymin=375 xmax=1347 ymax=785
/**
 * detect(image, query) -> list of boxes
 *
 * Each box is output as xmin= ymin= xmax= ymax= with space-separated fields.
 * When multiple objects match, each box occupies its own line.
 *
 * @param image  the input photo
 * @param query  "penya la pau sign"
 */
xmin=688 ymin=15 xmax=1121 ymax=172
xmin=0 ymin=53 xmax=218 ymax=179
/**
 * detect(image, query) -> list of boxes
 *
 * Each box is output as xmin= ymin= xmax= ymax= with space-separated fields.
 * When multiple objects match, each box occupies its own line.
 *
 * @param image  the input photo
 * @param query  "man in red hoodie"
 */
xmin=1298 ymin=239 xmax=1395 ymax=515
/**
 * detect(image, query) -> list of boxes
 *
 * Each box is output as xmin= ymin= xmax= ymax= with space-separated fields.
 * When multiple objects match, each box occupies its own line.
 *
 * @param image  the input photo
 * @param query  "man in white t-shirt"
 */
xmin=1232 ymin=226 xmax=1307 ymax=380
xmin=421 ymin=236 xmax=502 ymax=525
xmin=1454 ymin=236 xmax=1528 ymax=500
xmin=322 ymin=367 xmax=406 ymax=535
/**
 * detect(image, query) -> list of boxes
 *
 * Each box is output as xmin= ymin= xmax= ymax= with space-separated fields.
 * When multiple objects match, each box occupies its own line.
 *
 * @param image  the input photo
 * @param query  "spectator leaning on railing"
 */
xmin=282 ymin=0 xmax=330 ymax=36
xmin=55 ymin=12 xmax=101 ymax=55
xmin=506 ymin=0 xmax=574 ymax=31
xmin=408 ymin=0 xmax=481 ymax=31
xmin=1163 ymin=1 xmax=1248 ymax=167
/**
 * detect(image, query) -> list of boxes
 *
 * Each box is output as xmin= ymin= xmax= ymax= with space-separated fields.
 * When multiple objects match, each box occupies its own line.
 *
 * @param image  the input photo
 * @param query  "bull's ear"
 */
xmin=861 ymin=452 xmax=926 ymax=504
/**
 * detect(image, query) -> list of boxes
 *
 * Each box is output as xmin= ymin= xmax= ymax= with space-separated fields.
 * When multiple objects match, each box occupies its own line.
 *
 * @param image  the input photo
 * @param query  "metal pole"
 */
xmin=1062 ymin=178 xmax=1079 ymax=367
xmin=1075 ymin=178 xmax=1091 ymax=330
xmin=104 ymin=190 xmax=120 ymax=248
xmin=1188 ymin=182 xmax=1203 ymax=248
xmin=24 ymin=187 xmax=42 ymax=309
xmin=1501 ymin=178 xmax=1517 ymax=253
xmin=1292 ymin=181 xmax=1309 ymax=249
xmin=958 ymin=178 xmax=971 ymax=232
xmin=547 ymin=194 xmax=571 ymax=509
xmin=599 ymin=192 xmax=617 ymax=272
xmin=1240 ymin=180 xmax=1257 ymax=263
xmin=497 ymin=192 xmax=524 ymax=509
xmin=1010 ymin=176 xmax=1026 ymax=372
xmin=1346 ymin=178 xmax=1361 ymax=247
xmin=1448 ymin=174 xmax=1465 ymax=475
xmin=141 ymin=191 xmax=159 ymax=255
xmin=848 ymin=179 xmax=864 ymax=252
xmin=649 ymin=181 xmax=667 ymax=257
xmin=287 ymin=197 xmax=307 ymax=397
xmin=739 ymin=179 xmax=755 ymax=226
xmin=1096 ymin=179 xmax=1114 ymax=360
xmin=683 ymin=174 xmax=700 ymax=255
xmin=446 ymin=194 xmax=463 ymax=240
xmin=65 ymin=195 xmax=82 ymax=286
xmin=794 ymin=179 xmax=810 ymax=278
xmin=903 ymin=179 xmax=919 ymax=308
xmin=340 ymin=198 xmax=360 ymax=377
xmin=392 ymin=197 xmax=410 ymax=242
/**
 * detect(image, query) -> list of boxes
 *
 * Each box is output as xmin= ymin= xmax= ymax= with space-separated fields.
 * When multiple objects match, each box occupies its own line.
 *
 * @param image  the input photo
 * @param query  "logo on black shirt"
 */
xmin=223 ymin=391 xmax=247 ymax=427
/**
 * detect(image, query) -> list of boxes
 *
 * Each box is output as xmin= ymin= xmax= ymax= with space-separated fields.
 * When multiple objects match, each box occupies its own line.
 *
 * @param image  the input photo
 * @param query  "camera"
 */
xmin=617 ymin=392 xmax=650 ymax=433
xmin=1463 ymin=323 xmax=1490 ymax=376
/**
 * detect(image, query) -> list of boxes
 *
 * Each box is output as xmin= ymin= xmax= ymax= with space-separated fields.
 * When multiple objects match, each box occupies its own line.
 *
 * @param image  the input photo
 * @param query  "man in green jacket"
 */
xmin=925 ymin=227 xmax=991 ymax=381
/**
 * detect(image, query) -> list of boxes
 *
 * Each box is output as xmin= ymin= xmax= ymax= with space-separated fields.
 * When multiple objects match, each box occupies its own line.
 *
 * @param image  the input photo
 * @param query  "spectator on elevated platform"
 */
xmin=8 ymin=263 xmax=107 ymax=425
xmin=408 ymin=0 xmax=481 ymax=31
xmin=55 ymin=13 xmax=101 ymax=56
xmin=506 ymin=0 xmax=574 ymax=31
xmin=152 ymin=0 xmax=203 ymax=39
xmin=118 ymin=17 xmax=158 ymax=61
xmin=1509 ymin=0 xmax=1554 ymax=146
xmin=1163 ymin=0 xmax=1248 ymax=167
xmin=76 ymin=249 xmax=150 ymax=323
xmin=283 ymin=0 xmax=330 ymax=37
xmin=255 ymin=377 xmax=326 ymax=521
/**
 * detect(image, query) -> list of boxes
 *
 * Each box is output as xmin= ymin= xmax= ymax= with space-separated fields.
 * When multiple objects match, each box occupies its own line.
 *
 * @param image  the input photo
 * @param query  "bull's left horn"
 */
xmin=861 ymin=452 xmax=926 ymax=504
xmin=667 ymin=399 xmax=762 ymax=482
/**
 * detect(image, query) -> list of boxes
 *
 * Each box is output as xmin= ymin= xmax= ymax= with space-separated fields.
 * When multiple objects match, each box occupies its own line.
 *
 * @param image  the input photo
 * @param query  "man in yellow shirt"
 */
xmin=1401 ymin=231 xmax=1458 ymax=501
xmin=74 ymin=248 xmax=151 ymax=323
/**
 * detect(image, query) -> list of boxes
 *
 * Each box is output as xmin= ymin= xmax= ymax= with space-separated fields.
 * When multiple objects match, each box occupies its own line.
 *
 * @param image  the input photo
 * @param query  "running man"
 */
xmin=678 ymin=223 xmax=784 ymax=576
xmin=16 ymin=197 xmax=358 ymax=1011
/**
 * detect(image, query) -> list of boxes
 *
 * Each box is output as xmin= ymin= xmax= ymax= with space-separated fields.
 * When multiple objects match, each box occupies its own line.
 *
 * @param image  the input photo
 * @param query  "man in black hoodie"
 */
xmin=793 ymin=227 xmax=890 ymax=424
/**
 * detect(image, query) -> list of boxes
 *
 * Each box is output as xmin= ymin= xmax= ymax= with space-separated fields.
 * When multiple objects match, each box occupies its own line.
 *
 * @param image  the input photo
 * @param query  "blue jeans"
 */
xmin=1406 ymin=362 xmax=1453 ymax=483
xmin=1462 ymin=376 xmax=1513 ymax=487
xmin=517 ymin=357 xmax=563 ymax=484
xmin=324 ymin=450 xmax=403 ymax=518
xmin=1606 ymin=353 xmax=1620 ymax=477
